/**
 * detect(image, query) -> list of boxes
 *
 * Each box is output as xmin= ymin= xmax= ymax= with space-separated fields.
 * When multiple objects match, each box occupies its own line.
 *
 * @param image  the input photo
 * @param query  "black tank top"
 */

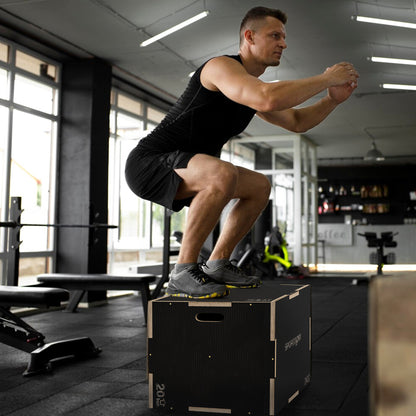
xmin=137 ymin=55 xmax=256 ymax=156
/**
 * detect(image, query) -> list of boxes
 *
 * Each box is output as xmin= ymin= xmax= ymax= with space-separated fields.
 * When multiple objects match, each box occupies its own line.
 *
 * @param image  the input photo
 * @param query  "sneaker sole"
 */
xmin=225 ymin=281 xmax=261 ymax=289
xmin=166 ymin=289 xmax=229 ymax=299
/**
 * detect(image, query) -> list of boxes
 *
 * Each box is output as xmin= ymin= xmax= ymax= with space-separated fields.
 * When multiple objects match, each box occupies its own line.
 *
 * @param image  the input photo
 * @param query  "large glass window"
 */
xmin=15 ymin=50 xmax=58 ymax=81
xmin=108 ymin=91 xmax=187 ymax=273
xmin=0 ymin=105 xmax=8 ymax=253
xmin=14 ymin=74 xmax=58 ymax=115
xmin=0 ymin=38 xmax=60 ymax=285
xmin=10 ymin=110 xmax=56 ymax=252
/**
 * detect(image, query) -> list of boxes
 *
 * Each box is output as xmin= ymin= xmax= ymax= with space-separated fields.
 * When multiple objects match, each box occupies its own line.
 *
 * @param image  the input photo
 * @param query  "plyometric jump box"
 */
xmin=147 ymin=282 xmax=311 ymax=415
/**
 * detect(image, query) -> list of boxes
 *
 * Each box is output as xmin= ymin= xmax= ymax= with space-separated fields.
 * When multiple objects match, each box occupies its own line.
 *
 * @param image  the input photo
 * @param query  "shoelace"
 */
xmin=189 ymin=264 xmax=209 ymax=284
xmin=224 ymin=260 xmax=246 ymax=276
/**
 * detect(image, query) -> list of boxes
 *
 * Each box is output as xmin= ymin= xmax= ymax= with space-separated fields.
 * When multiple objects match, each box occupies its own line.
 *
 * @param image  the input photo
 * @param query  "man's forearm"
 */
xmin=261 ymin=74 xmax=331 ymax=112
xmin=293 ymin=95 xmax=338 ymax=132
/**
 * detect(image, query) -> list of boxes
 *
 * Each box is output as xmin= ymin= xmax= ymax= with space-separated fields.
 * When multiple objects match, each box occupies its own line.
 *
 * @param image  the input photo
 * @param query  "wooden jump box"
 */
xmin=148 ymin=282 xmax=311 ymax=415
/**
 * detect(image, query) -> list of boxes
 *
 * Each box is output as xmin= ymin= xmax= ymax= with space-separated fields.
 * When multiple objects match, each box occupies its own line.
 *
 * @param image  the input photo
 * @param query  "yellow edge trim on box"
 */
xmin=269 ymin=378 xmax=275 ymax=415
xmin=147 ymin=301 xmax=153 ymax=339
xmin=188 ymin=406 xmax=231 ymax=414
xmin=270 ymin=300 xmax=276 ymax=341
xmin=288 ymin=390 xmax=299 ymax=403
xmin=148 ymin=373 xmax=153 ymax=408
xmin=289 ymin=291 xmax=299 ymax=300
xmin=281 ymin=284 xmax=309 ymax=291
xmin=274 ymin=339 xmax=277 ymax=378
xmin=309 ymin=316 xmax=312 ymax=351
xmin=188 ymin=301 xmax=232 ymax=307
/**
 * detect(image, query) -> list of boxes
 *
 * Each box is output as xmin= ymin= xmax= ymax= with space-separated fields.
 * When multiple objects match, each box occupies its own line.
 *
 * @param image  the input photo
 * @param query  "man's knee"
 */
xmin=209 ymin=161 xmax=238 ymax=198
xmin=253 ymin=173 xmax=272 ymax=204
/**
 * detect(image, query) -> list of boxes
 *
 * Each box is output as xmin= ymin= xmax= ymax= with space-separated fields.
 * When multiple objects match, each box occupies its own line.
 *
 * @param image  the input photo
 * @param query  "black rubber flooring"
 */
xmin=0 ymin=276 xmax=368 ymax=415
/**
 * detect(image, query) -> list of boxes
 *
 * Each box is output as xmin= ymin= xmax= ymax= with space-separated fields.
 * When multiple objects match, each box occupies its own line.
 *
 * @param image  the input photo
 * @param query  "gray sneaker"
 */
xmin=166 ymin=264 xmax=228 ymax=299
xmin=202 ymin=259 xmax=261 ymax=288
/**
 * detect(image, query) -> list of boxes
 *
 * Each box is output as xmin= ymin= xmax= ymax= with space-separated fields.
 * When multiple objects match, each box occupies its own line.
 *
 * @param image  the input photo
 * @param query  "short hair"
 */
xmin=240 ymin=6 xmax=287 ymax=45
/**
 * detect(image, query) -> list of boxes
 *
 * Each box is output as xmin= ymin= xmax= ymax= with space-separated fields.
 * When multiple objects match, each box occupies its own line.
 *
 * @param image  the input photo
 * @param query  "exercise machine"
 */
xmin=237 ymin=226 xmax=308 ymax=279
xmin=358 ymin=231 xmax=398 ymax=275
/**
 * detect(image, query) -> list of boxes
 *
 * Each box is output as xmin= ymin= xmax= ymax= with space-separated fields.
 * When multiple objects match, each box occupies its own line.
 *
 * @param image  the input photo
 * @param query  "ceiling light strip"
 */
xmin=140 ymin=11 xmax=209 ymax=47
xmin=371 ymin=57 xmax=416 ymax=66
xmin=355 ymin=16 xmax=416 ymax=29
xmin=381 ymin=83 xmax=416 ymax=91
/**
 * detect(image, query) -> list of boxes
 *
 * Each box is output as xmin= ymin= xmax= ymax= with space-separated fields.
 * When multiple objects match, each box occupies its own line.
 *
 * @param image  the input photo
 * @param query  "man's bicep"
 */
xmin=201 ymin=57 xmax=268 ymax=111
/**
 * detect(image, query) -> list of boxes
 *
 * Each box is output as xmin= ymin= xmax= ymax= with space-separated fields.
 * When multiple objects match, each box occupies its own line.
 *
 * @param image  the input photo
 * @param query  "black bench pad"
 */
xmin=37 ymin=273 xmax=156 ymax=322
xmin=37 ymin=273 xmax=156 ymax=290
xmin=0 ymin=285 xmax=69 ymax=308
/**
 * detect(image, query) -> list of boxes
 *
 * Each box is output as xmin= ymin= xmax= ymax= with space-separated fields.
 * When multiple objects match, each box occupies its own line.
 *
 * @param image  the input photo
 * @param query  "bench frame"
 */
xmin=0 ymin=286 xmax=100 ymax=376
xmin=37 ymin=273 xmax=156 ymax=323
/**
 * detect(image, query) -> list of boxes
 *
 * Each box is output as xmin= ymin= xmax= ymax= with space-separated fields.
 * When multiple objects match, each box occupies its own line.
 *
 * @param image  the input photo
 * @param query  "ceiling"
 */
xmin=0 ymin=0 xmax=415 ymax=165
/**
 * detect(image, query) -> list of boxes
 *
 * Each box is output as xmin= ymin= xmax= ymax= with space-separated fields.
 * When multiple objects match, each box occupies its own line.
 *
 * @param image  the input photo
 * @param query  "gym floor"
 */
xmin=0 ymin=276 xmax=368 ymax=416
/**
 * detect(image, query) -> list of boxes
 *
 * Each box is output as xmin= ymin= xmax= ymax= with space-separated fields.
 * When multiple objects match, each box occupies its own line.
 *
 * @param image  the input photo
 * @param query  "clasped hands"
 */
xmin=325 ymin=62 xmax=359 ymax=104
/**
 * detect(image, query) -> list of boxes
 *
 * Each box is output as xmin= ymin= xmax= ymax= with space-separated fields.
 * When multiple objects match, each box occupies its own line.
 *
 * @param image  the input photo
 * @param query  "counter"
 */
xmin=317 ymin=224 xmax=416 ymax=264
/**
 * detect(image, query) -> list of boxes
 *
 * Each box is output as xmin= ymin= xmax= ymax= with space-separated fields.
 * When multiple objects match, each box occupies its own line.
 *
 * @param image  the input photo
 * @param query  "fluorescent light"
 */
xmin=354 ymin=15 xmax=416 ymax=29
xmin=140 ymin=11 xmax=209 ymax=47
xmin=370 ymin=56 xmax=416 ymax=66
xmin=381 ymin=83 xmax=416 ymax=91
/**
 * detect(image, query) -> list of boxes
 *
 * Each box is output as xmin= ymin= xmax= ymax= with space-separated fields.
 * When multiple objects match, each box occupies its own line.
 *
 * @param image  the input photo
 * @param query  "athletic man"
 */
xmin=125 ymin=7 xmax=359 ymax=298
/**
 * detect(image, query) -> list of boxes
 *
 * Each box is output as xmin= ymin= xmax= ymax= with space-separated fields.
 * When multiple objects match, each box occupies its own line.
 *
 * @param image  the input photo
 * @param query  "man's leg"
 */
xmin=200 ymin=166 xmax=271 ymax=288
xmin=209 ymin=166 xmax=271 ymax=260
xmin=172 ymin=155 xmax=270 ymax=290
xmin=165 ymin=154 xmax=239 ymax=298
xmin=174 ymin=154 xmax=240 ymax=264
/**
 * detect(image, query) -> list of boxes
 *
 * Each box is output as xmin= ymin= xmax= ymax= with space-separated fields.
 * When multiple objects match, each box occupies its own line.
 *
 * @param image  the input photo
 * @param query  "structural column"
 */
xmin=56 ymin=58 xmax=111 ymax=303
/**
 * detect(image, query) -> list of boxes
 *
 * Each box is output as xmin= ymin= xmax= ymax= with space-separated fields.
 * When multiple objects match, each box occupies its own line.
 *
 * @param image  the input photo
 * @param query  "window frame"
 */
xmin=0 ymin=36 xmax=61 ymax=285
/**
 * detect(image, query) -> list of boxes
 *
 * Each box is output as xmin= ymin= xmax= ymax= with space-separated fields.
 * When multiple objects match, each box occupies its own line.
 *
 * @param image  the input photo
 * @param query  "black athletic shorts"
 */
xmin=125 ymin=147 xmax=195 ymax=212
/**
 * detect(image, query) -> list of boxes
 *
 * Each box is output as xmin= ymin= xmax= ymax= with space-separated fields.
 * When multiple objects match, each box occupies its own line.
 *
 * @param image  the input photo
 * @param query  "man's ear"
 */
xmin=244 ymin=29 xmax=255 ymax=45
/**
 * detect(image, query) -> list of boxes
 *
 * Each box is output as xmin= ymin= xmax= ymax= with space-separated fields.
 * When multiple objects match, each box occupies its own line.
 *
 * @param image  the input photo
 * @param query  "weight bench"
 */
xmin=37 ymin=273 xmax=156 ymax=324
xmin=0 ymin=285 xmax=100 ymax=376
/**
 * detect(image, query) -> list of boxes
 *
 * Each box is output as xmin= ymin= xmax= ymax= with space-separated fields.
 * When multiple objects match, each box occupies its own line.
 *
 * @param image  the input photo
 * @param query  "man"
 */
xmin=125 ymin=6 xmax=359 ymax=298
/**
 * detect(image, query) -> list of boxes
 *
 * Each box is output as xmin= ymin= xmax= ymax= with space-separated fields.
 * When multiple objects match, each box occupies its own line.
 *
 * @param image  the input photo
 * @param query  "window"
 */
xmin=0 ymin=105 xmax=8 ymax=253
xmin=0 ymin=68 xmax=9 ymax=100
xmin=222 ymin=141 xmax=255 ymax=169
xmin=14 ymin=74 xmax=58 ymax=115
xmin=147 ymin=106 xmax=165 ymax=124
xmin=10 ymin=110 xmax=57 ymax=251
xmin=15 ymin=50 xmax=58 ymax=81
xmin=0 ymin=40 xmax=9 ymax=62
xmin=108 ymin=90 xmax=186 ymax=273
xmin=0 ymin=38 xmax=60 ymax=285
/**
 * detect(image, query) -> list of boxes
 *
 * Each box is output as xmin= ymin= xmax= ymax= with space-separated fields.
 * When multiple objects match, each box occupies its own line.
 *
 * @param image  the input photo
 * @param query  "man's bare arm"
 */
xmin=200 ymin=56 xmax=359 ymax=113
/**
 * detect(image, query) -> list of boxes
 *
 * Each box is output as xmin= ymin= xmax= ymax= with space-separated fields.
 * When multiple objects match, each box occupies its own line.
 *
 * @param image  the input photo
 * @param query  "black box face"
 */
xmin=148 ymin=282 xmax=311 ymax=415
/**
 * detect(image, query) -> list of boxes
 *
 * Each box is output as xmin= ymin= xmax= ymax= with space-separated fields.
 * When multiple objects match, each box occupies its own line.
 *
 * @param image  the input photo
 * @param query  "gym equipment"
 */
xmin=237 ymin=226 xmax=308 ymax=279
xmin=0 ymin=221 xmax=117 ymax=229
xmin=37 ymin=273 xmax=156 ymax=323
xmin=148 ymin=282 xmax=311 ymax=414
xmin=1 ymin=196 xmax=118 ymax=286
xmin=358 ymin=231 xmax=398 ymax=275
xmin=0 ymin=285 xmax=100 ymax=376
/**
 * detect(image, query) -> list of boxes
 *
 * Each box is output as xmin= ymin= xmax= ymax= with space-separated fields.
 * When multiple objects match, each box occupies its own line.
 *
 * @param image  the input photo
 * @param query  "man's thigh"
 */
xmin=174 ymin=153 xmax=270 ymax=201
xmin=232 ymin=166 xmax=271 ymax=200
xmin=174 ymin=153 xmax=237 ymax=199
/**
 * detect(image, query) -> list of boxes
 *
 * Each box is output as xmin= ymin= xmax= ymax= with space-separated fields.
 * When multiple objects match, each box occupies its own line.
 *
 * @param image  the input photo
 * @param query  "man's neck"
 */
xmin=238 ymin=49 xmax=267 ymax=78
